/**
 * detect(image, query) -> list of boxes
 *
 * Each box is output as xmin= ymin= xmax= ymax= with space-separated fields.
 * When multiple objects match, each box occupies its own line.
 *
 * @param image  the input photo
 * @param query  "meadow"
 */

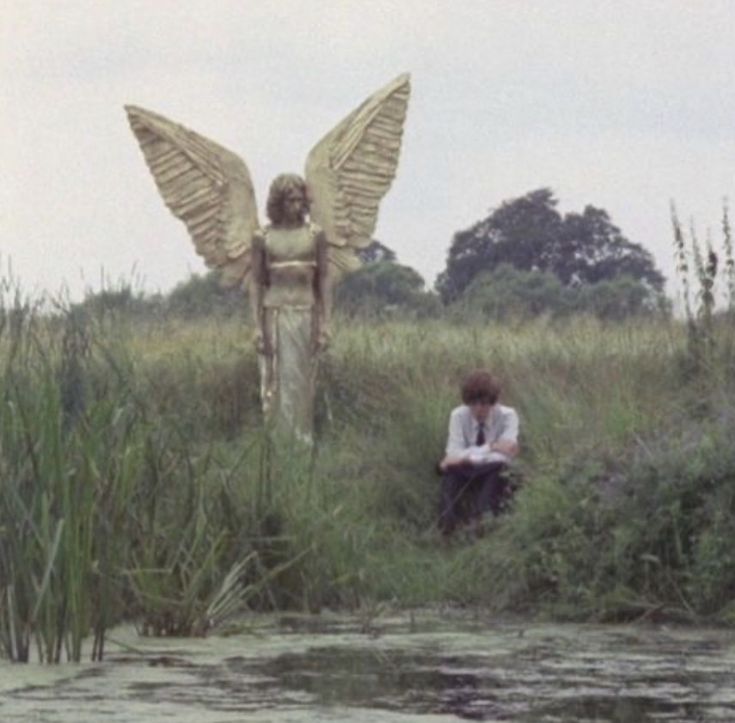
xmin=1 ymin=296 xmax=735 ymax=662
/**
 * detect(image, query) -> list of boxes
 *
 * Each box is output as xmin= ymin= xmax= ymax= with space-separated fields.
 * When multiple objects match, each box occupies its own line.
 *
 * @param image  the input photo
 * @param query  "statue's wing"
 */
xmin=125 ymin=105 xmax=259 ymax=287
xmin=305 ymin=74 xmax=410 ymax=279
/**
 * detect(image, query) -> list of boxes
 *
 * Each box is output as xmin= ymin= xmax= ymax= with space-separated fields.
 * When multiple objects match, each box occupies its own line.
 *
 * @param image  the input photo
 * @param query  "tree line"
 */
xmin=79 ymin=188 xmax=667 ymax=322
xmin=338 ymin=187 xmax=666 ymax=321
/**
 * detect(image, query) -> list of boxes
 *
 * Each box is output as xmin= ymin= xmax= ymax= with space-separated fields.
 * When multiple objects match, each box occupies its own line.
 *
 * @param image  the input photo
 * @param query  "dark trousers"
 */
xmin=439 ymin=462 xmax=509 ymax=535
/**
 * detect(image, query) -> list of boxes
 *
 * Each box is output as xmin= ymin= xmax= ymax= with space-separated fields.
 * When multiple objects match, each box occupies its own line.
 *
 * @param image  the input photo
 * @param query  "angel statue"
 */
xmin=125 ymin=74 xmax=411 ymax=443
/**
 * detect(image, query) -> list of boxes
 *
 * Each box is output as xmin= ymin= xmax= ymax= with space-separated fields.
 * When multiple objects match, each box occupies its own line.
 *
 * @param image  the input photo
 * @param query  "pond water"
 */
xmin=1 ymin=612 xmax=733 ymax=721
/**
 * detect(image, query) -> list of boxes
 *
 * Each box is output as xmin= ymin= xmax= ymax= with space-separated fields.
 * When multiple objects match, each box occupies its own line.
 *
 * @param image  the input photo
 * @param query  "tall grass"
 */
xmin=2 ymin=284 xmax=735 ymax=662
xmin=0 ymin=300 xmax=266 ymax=661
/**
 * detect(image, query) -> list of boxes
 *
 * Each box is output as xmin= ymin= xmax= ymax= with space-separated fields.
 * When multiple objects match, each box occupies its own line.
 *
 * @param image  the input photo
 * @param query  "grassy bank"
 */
xmin=1 ymin=301 xmax=734 ymax=661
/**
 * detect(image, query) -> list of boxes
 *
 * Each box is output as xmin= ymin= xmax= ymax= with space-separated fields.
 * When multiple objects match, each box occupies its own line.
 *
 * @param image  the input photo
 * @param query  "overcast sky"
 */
xmin=3 ymin=0 xmax=735 ymax=301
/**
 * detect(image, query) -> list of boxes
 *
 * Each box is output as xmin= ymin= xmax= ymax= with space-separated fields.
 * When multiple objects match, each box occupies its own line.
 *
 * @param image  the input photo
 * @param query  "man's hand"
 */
xmin=490 ymin=440 xmax=519 ymax=458
xmin=439 ymin=455 xmax=466 ymax=472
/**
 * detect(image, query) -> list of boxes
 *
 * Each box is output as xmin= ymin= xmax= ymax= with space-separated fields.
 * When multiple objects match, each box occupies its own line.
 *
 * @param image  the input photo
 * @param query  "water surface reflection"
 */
xmin=0 ymin=614 xmax=733 ymax=721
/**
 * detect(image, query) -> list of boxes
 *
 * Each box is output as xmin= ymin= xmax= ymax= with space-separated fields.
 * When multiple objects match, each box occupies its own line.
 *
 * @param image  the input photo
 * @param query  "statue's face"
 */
xmin=282 ymin=187 xmax=308 ymax=225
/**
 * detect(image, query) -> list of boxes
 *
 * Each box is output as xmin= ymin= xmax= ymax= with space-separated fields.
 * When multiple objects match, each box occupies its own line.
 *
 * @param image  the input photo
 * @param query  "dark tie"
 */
xmin=475 ymin=423 xmax=486 ymax=446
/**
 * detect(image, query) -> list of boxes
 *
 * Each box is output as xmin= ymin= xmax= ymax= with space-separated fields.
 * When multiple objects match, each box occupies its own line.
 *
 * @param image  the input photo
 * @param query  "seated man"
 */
xmin=438 ymin=370 xmax=519 ymax=536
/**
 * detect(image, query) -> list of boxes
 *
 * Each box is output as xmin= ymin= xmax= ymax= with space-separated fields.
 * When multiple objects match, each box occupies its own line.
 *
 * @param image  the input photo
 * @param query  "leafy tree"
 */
xmin=73 ymin=273 xmax=246 ymax=321
xmin=335 ymin=260 xmax=440 ymax=318
xmin=456 ymin=265 xmax=572 ymax=321
xmin=561 ymin=206 xmax=663 ymax=288
xmin=436 ymin=189 xmax=664 ymax=302
xmin=335 ymin=239 xmax=442 ymax=317
xmin=454 ymin=265 xmax=666 ymax=322
xmin=577 ymin=275 xmax=666 ymax=321
xmin=336 ymin=261 xmax=422 ymax=314
xmin=74 ymin=285 xmax=163 ymax=320
xmin=359 ymin=240 xmax=397 ymax=264
xmin=166 ymin=271 xmax=246 ymax=319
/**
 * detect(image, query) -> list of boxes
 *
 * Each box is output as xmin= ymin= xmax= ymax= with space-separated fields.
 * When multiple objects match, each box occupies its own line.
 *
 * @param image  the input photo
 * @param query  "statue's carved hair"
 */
xmin=461 ymin=370 xmax=501 ymax=405
xmin=266 ymin=174 xmax=309 ymax=224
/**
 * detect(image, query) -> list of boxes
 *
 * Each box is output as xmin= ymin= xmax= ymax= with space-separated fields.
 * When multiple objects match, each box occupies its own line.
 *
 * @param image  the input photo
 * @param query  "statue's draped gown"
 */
xmin=254 ymin=223 xmax=326 ymax=443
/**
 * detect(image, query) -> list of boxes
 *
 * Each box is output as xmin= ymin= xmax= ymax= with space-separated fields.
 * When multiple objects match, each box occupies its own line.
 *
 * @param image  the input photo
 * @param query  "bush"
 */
xmin=335 ymin=261 xmax=440 ymax=319
xmin=166 ymin=272 xmax=247 ymax=319
xmin=452 ymin=265 xmax=665 ymax=323
xmin=74 ymin=285 xmax=164 ymax=320
xmin=577 ymin=275 xmax=667 ymax=321
xmin=455 ymin=264 xmax=572 ymax=321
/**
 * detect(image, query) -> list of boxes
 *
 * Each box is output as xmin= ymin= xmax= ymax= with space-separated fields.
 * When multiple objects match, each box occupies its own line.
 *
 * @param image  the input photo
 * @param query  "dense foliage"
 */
xmin=358 ymin=239 xmax=397 ymax=264
xmin=74 ymin=212 xmax=668 ymax=324
xmin=73 ymin=272 xmax=247 ymax=321
xmin=2 ymin=286 xmax=735 ymax=663
xmin=334 ymin=260 xmax=441 ymax=318
xmin=166 ymin=271 xmax=246 ymax=318
xmin=456 ymin=264 xmax=666 ymax=322
xmin=436 ymin=188 xmax=665 ymax=303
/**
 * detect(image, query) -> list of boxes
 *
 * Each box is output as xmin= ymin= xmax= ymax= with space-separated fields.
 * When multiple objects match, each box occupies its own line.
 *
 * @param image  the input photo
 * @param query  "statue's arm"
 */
xmin=315 ymin=231 xmax=331 ymax=350
xmin=249 ymin=232 xmax=269 ymax=354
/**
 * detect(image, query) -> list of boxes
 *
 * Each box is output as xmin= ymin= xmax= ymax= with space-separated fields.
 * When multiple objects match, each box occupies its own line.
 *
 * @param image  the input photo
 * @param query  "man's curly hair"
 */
xmin=461 ymin=370 xmax=501 ymax=405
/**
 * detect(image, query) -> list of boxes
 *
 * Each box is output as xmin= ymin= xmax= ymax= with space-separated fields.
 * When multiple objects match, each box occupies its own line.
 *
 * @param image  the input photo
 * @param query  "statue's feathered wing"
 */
xmin=125 ymin=105 xmax=259 ymax=287
xmin=305 ymin=73 xmax=411 ymax=280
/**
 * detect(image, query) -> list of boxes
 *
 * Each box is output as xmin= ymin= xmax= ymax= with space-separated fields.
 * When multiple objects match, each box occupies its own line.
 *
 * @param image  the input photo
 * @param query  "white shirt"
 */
xmin=445 ymin=404 xmax=519 ymax=465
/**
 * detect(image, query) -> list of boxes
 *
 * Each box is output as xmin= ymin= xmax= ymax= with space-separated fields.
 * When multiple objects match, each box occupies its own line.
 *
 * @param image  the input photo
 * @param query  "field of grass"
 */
xmin=2 ymin=299 xmax=735 ymax=662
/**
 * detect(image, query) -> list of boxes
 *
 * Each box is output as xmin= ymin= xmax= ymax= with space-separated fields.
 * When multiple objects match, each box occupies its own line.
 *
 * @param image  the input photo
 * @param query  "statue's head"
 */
xmin=266 ymin=173 xmax=309 ymax=226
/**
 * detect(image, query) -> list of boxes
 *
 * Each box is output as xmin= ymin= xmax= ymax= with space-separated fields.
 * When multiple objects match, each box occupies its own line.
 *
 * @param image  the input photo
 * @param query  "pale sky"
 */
xmin=3 ymin=0 xmax=735 ymax=301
